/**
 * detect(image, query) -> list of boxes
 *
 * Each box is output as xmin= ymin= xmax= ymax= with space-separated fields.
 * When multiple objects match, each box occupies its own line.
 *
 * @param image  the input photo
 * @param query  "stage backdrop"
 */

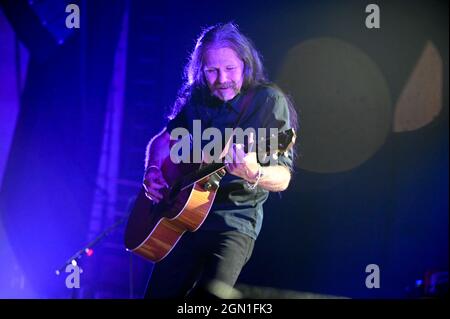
xmin=0 ymin=0 xmax=448 ymax=298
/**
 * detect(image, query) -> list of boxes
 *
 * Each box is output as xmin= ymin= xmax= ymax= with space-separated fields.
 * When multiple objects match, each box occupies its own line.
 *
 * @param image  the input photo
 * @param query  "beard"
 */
xmin=212 ymin=81 xmax=240 ymax=100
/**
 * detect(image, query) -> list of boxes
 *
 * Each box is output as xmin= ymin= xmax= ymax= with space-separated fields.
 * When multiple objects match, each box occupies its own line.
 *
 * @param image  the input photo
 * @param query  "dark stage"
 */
xmin=0 ymin=0 xmax=448 ymax=302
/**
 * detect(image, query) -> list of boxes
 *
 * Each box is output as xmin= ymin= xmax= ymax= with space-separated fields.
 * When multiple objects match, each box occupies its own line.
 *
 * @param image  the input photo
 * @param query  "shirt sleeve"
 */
xmin=261 ymin=91 xmax=295 ymax=171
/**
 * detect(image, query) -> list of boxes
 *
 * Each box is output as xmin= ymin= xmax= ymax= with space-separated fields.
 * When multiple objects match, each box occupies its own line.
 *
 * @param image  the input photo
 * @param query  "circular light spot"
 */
xmin=277 ymin=38 xmax=392 ymax=173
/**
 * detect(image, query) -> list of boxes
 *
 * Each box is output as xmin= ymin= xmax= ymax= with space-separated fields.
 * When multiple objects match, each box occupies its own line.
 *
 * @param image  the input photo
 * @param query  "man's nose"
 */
xmin=218 ymin=69 xmax=228 ymax=83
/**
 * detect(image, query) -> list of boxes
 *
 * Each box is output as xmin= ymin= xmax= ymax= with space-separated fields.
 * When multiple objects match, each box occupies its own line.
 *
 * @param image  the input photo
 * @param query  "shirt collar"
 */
xmin=226 ymin=92 xmax=243 ymax=113
xmin=203 ymin=89 xmax=244 ymax=114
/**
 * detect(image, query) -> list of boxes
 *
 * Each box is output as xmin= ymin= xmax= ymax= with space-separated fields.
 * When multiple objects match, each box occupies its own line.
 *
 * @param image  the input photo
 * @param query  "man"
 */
xmin=143 ymin=22 xmax=298 ymax=299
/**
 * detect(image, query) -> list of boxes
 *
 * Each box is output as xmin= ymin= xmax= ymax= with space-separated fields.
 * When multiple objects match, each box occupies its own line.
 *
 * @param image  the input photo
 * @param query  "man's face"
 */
xmin=203 ymin=47 xmax=244 ymax=102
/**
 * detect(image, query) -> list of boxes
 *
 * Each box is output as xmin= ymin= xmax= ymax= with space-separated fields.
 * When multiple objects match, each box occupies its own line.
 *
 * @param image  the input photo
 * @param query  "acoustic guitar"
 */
xmin=124 ymin=129 xmax=296 ymax=262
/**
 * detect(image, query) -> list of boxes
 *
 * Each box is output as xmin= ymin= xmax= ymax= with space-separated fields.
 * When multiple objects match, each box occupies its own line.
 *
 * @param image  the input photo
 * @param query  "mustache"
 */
xmin=215 ymin=82 xmax=236 ymax=89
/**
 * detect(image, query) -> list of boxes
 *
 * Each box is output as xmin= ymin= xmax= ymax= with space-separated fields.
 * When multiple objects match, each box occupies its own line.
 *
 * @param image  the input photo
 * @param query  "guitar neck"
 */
xmin=178 ymin=143 xmax=259 ymax=190
xmin=180 ymin=162 xmax=226 ymax=190
xmin=177 ymin=128 xmax=295 ymax=191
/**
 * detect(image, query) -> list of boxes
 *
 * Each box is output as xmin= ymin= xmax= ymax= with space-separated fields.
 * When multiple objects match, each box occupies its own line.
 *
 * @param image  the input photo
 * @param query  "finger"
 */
xmin=229 ymin=144 xmax=243 ymax=165
xmin=143 ymin=182 xmax=157 ymax=195
xmin=147 ymin=187 xmax=163 ymax=198
xmin=248 ymin=131 xmax=255 ymax=152
xmin=156 ymin=176 xmax=169 ymax=188
xmin=220 ymin=133 xmax=234 ymax=159
xmin=150 ymin=181 xmax=167 ymax=190
xmin=143 ymin=178 xmax=152 ymax=187
xmin=233 ymin=144 xmax=241 ymax=163
xmin=145 ymin=194 xmax=160 ymax=204
xmin=224 ymin=149 xmax=234 ymax=164
xmin=143 ymin=177 xmax=167 ymax=190
xmin=146 ymin=189 xmax=163 ymax=201
xmin=144 ymin=168 xmax=158 ymax=179
xmin=234 ymin=144 xmax=245 ymax=163
xmin=228 ymin=144 xmax=238 ymax=163
xmin=146 ymin=193 xmax=162 ymax=204
xmin=229 ymin=161 xmax=239 ymax=173
xmin=147 ymin=170 xmax=168 ymax=188
xmin=224 ymin=162 xmax=233 ymax=173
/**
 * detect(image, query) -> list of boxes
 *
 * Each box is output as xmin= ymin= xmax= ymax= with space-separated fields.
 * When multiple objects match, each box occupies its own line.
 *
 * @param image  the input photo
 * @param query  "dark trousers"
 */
xmin=143 ymin=229 xmax=255 ymax=299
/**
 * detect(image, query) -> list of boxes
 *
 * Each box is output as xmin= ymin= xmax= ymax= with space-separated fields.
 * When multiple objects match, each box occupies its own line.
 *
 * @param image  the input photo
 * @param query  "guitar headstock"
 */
xmin=276 ymin=128 xmax=296 ymax=154
xmin=259 ymin=128 xmax=296 ymax=156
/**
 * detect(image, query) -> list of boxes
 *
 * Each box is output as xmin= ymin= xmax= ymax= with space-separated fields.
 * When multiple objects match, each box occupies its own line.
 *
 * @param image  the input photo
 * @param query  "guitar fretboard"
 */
xmin=180 ymin=162 xmax=225 ymax=190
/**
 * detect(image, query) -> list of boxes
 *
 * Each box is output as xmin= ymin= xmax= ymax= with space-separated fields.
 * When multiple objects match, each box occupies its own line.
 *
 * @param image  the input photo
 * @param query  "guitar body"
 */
xmin=124 ymin=158 xmax=222 ymax=262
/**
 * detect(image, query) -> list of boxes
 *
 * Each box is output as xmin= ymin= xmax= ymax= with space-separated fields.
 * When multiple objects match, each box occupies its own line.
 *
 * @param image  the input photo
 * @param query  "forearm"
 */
xmin=145 ymin=128 xmax=170 ymax=169
xmin=256 ymin=165 xmax=291 ymax=192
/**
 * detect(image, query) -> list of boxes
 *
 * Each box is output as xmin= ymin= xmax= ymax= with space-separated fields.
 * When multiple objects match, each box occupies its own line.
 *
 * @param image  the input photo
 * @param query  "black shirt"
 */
xmin=166 ymin=84 xmax=293 ymax=239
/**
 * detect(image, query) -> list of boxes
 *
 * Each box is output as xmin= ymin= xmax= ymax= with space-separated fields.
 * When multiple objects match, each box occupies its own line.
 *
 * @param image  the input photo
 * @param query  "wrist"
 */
xmin=246 ymin=164 xmax=261 ymax=183
xmin=246 ymin=165 xmax=263 ymax=189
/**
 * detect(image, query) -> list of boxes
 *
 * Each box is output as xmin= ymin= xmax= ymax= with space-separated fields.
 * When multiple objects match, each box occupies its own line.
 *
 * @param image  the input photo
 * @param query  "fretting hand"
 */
xmin=143 ymin=166 xmax=169 ymax=203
